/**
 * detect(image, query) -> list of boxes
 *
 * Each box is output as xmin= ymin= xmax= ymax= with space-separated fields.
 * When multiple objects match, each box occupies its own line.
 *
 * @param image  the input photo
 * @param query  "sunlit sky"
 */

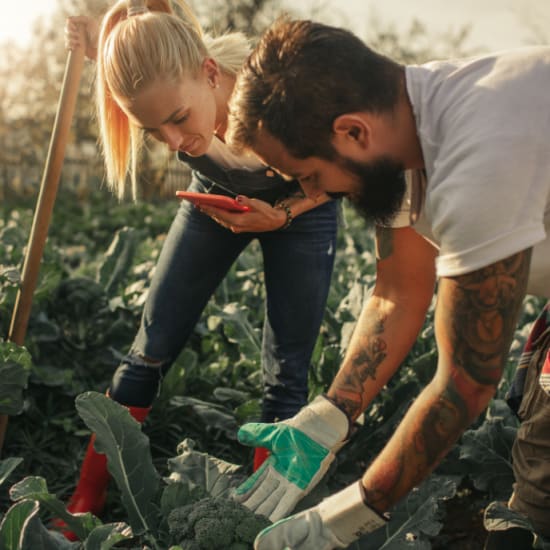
xmin=2 ymin=0 xmax=549 ymax=50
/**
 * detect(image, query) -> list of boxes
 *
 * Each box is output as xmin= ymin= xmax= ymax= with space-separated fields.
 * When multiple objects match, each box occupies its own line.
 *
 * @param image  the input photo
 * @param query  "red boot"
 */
xmin=53 ymin=404 xmax=150 ymax=540
xmin=253 ymin=447 xmax=270 ymax=471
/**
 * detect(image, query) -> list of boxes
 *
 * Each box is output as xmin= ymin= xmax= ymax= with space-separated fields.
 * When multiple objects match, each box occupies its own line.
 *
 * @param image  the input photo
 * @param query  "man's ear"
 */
xmin=332 ymin=113 xmax=370 ymax=151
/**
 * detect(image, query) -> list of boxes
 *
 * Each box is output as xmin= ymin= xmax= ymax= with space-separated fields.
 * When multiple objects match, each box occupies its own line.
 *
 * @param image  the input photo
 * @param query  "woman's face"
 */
xmin=122 ymin=71 xmax=218 ymax=157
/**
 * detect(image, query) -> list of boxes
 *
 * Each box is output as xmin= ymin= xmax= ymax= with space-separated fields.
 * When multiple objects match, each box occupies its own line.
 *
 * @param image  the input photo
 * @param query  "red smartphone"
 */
xmin=176 ymin=191 xmax=250 ymax=212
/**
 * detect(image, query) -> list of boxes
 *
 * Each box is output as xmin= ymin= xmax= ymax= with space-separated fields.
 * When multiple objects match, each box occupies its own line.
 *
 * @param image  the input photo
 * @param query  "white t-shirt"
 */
xmin=398 ymin=47 xmax=550 ymax=298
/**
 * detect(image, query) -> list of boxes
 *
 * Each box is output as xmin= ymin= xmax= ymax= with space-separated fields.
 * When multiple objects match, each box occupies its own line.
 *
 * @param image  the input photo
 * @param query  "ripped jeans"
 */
xmin=109 ymin=176 xmax=338 ymax=422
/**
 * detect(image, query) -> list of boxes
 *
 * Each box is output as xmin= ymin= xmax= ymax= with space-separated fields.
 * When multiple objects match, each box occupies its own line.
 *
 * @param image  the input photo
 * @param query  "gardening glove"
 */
xmin=254 ymin=480 xmax=388 ymax=550
xmin=233 ymin=395 xmax=350 ymax=521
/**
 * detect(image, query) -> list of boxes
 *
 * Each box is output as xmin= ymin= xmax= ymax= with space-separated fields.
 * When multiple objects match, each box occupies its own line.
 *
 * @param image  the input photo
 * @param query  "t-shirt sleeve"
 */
xmin=429 ymin=136 xmax=548 ymax=278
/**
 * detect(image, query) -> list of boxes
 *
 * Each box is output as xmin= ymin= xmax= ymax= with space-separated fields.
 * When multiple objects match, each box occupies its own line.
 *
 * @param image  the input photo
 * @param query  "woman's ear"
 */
xmin=203 ymin=57 xmax=220 ymax=88
xmin=332 ymin=113 xmax=370 ymax=151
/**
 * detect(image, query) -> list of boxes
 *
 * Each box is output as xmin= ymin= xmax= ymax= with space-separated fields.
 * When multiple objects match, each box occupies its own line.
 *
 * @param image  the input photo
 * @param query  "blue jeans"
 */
xmin=109 ymin=175 xmax=338 ymax=421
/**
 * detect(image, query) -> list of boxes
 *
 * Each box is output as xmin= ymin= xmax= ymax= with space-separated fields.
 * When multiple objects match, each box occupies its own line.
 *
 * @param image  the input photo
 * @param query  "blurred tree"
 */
xmin=1 ymin=0 xmax=109 ymax=198
xmin=2 ymin=1 xmax=547 ymax=200
xmin=517 ymin=8 xmax=550 ymax=45
xmin=1 ymin=0 xmax=290 ymax=199
xmin=0 ymin=41 xmax=25 ymax=197
xmin=364 ymin=16 xmax=477 ymax=64
xmin=190 ymin=0 xmax=285 ymax=38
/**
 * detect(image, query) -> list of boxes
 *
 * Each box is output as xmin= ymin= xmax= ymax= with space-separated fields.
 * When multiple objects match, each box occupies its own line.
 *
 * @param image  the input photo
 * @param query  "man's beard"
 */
xmin=328 ymin=155 xmax=407 ymax=226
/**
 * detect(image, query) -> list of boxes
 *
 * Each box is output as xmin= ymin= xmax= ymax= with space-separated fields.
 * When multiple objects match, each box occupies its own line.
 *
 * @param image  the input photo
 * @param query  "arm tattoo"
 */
xmin=330 ymin=312 xmax=388 ymax=420
xmin=451 ymin=250 xmax=531 ymax=387
xmin=363 ymin=383 xmax=470 ymax=511
xmin=417 ymin=384 xmax=469 ymax=467
xmin=363 ymin=451 xmax=405 ymax=507
xmin=360 ymin=249 xmax=532 ymax=511
xmin=422 ymin=250 xmax=532 ymax=461
xmin=375 ymin=227 xmax=394 ymax=260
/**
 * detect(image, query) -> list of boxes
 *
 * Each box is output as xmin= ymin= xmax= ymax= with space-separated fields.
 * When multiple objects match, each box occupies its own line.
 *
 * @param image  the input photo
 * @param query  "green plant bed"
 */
xmin=1 ymin=190 xmax=544 ymax=548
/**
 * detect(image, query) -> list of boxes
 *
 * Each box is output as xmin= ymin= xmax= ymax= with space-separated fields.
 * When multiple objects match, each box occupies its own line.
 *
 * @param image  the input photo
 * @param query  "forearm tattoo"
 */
xmin=362 ymin=249 xmax=532 ymax=511
xmin=330 ymin=312 xmax=388 ymax=420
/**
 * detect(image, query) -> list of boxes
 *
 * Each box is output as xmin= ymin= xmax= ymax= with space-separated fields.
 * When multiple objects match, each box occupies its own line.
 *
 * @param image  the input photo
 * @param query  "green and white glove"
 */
xmin=254 ymin=480 xmax=388 ymax=550
xmin=233 ymin=395 xmax=350 ymax=521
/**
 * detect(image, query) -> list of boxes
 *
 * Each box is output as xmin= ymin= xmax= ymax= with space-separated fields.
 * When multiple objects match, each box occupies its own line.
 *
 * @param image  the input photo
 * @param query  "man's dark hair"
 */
xmin=228 ymin=17 xmax=404 ymax=159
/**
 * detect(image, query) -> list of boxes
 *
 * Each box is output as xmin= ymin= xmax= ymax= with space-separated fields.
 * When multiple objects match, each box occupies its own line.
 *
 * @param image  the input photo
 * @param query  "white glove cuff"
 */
xmin=299 ymin=395 xmax=350 ymax=449
xmin=319 ymin=481 xmax=388 ymax=545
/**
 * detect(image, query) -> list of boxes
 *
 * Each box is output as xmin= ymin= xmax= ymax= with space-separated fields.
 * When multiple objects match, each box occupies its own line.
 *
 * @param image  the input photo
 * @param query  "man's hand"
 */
xmin=254 ymin=481 xmax=388 ymax=550
xmin=233 ymin=395 xmax=350 ymax=521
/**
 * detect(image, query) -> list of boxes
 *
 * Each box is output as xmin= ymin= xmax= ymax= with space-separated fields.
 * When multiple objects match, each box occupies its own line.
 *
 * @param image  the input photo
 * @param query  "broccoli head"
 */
xmin=168 ymin=496 xmax=271 ymax=549
xmin=234 ymin=515 xmax=271 ymax=544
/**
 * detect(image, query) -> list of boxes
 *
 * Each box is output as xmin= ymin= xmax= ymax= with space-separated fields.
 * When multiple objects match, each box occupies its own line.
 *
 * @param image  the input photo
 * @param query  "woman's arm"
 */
xmin=197 ymin=192 xmax=333 ymax=233
xmin=65 ymin=15 xmax=99 ymax=61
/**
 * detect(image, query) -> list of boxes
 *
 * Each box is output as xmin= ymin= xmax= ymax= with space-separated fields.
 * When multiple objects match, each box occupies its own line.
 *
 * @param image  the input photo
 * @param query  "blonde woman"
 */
xmin=58 ymin=0 xmax=338 ymax=538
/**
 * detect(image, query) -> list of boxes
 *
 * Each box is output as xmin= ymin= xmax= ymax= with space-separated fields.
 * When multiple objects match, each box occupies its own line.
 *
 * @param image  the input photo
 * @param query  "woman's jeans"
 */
xmin=109 ymin=177 xmax=338 ymax=422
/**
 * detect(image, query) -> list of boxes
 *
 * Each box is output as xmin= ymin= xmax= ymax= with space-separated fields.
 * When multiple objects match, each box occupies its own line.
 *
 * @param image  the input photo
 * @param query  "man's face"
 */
xmin=251 ymin=130 xmax=406 ymax=225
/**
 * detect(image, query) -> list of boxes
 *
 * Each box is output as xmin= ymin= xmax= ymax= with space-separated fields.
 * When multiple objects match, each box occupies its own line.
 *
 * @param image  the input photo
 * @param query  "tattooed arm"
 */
xmin=358 ymin=248 xmax=532 ymax=513
xmin=327 ymin=225 xmax=438 ymax=420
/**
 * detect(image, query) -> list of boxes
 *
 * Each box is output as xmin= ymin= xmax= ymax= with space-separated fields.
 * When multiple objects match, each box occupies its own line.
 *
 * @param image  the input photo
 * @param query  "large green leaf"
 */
xmin=458 ymin=399 xmax=518 ymax=498
xmin=158 ymin=348 xmax=198 ymax=403
xmin=0 ymin=458 xmax=23 ymax=489
xmin=6 ymin=490 xmax=131 ymax=550
xmin=159 ymin=480 xmax=204 ymax=518
xmin=8 ymin=476 xmax=101 ymax=542
xmin=18 ymin=501 xmax=77 ymax=550
xmin=96 ymin=227 xmax=137 ymax=296
xmin=79 ymin=523 xmax=134 ymax=549
xmin=0 ymin=342 xmax=32 ymax=415
xmin=0 ymin=499 xmax=38 ymax=550
xmin=207 ymin=302 xmax=261 ymax=357
xmin=169 ymin=396 xmax=239 ymax=439
xmin=356 ymin=475 xmax=458 ymax=549
xmin=483 ymin=500 xmax=535 ymax=533
xmin=0 ymin=498 xmax=76 ymax=550
xmin=167 ymin=438 xmax=244 ymax=499
xmin=75 ymin=392 xmax=160 ymax=536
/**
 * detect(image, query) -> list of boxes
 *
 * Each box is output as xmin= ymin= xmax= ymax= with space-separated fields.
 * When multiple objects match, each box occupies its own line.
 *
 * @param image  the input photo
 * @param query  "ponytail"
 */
xmin=96 ymin=0 xmax=249 ymax=199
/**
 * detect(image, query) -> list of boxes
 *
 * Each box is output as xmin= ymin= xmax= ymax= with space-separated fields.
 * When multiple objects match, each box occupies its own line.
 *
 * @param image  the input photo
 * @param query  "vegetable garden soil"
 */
xmin=432 ymin=488 xmax=487 ymax=549
xmin=2 ymin=192 xmax=543 ymax=548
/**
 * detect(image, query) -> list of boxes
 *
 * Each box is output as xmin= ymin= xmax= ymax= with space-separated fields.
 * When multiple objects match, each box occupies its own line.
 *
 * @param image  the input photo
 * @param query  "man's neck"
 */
xmin=393 ymin=71 xmax=425 ymax=170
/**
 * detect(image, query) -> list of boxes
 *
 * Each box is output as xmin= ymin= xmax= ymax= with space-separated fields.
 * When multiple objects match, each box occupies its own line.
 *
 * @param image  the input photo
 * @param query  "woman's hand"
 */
xmin=198 ymin=195 xmax=289 ymax=233
xmin=65 ymin=15 xmax=100 ymax=61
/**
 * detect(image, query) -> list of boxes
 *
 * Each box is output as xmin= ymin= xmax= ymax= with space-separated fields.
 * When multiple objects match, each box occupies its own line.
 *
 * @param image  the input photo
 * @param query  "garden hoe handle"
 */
xmin=2 ymin=28 xmax=86 ymax=453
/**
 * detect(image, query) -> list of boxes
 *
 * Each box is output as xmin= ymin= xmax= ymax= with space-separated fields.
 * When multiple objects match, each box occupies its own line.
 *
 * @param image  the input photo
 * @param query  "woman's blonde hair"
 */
xmin=97 ymin=0 xmax=250 ymax=199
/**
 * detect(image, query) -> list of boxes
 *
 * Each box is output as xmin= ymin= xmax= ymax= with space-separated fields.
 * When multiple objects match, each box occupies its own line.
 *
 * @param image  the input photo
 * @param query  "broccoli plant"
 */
xmin=167 ymin=496 xmax=270 ymax=550
xmin=0 ymin=392 xmax=261 ymax=548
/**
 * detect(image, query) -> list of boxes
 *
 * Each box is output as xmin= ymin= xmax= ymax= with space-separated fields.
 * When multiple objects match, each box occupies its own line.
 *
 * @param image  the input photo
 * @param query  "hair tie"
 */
xmin=127 ymin=0 xmax=148 ymax=17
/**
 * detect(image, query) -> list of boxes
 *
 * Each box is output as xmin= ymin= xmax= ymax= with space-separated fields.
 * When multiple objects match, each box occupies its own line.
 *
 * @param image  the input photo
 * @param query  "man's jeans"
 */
xmin=109 ymin=175 xmax=338 ymax=422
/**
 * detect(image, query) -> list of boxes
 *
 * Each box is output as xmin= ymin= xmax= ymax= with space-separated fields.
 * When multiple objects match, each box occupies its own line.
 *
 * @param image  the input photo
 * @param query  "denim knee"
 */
xmin=108 ymin=352 xmax=164 ymax=408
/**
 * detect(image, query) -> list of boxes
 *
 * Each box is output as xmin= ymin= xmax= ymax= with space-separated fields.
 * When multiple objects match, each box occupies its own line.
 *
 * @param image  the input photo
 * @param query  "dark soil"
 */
xmin=432 ymin=488 xmax=488 ymax=550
